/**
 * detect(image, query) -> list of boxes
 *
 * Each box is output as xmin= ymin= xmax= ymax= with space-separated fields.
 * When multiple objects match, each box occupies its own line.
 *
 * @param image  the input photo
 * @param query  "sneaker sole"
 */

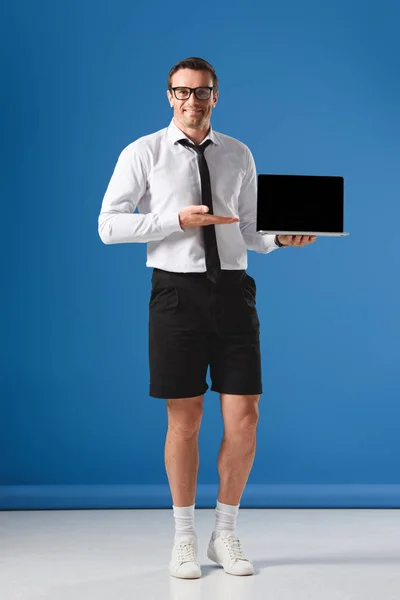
xmin=207 ymin=546 xmax=254 ymax=576
xmin=169 ymin=565 xmax=202 ymax=579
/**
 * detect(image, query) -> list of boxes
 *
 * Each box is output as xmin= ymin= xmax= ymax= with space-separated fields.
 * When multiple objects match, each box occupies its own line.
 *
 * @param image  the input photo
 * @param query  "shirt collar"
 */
xmin=167 ymin=118 xmax=218 ymax=147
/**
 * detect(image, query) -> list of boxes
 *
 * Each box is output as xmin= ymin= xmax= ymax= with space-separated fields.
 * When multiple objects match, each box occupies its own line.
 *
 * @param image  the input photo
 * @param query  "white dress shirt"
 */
xmin=98 ymin=118 xmax=279 ymax=272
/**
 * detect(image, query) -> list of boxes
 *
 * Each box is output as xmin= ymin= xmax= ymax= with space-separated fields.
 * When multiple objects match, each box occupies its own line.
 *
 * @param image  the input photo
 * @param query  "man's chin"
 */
xmin=182 ymin=115 xmax=205 ymax=128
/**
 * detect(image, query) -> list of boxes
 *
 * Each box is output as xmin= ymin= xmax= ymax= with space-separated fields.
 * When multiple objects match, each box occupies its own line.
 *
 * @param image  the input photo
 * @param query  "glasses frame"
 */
xmin=170 ymin=86 xmax=216 ymax=100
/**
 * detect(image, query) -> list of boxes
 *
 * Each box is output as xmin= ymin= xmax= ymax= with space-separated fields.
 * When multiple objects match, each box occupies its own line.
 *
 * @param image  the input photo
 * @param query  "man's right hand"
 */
xmin=178 ymin=205 xmax=239 ymax=229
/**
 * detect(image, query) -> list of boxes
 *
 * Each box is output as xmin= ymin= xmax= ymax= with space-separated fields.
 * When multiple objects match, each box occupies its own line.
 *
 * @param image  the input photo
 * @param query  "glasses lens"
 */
xmin=195 ymin=87 xmax=211 ymax=99
xmin=175 ymin=88 xmax=190 ymax=99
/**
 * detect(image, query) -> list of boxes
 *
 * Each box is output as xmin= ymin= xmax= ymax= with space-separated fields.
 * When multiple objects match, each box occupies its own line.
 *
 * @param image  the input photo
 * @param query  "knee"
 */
xmin=225 ymin=405 xmax=259 ymax=438
xmin=166 ymin=396 xmax=203 ymax=439
xmin=237 ymin=410 xmax=259 ymax=435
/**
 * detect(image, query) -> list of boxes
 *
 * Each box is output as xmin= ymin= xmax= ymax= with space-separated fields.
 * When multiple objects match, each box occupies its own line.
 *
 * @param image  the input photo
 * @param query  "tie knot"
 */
xmin=178 ymin=138 xmax=212 ymax=155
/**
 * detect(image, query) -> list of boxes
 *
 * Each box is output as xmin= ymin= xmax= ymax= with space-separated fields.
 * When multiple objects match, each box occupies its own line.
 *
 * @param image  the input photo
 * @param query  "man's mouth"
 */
xmin=184 ymin=109 xmax=202 ymax=114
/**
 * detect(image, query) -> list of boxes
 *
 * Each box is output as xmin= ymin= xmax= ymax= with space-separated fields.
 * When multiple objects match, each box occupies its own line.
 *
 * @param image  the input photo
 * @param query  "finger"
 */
xmin=207 ymin=216 xmax=239 ymax=224
xmin=215 ymin=217 xmax=239 ymax=223
xmin=188 ymin=205 xmax=209 ymax=214
xmin=214 ymin=215 xmax=239 ymax=223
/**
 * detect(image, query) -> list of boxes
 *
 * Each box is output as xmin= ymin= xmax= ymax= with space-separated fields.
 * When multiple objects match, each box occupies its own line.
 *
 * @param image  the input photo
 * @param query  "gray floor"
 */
xmin=1 ymin=508 xmax=399 ymax=599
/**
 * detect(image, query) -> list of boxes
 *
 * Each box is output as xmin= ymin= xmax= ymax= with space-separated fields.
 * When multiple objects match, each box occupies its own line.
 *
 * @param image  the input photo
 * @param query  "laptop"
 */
xmin=256 ymin=174 xmax=349 ymax=236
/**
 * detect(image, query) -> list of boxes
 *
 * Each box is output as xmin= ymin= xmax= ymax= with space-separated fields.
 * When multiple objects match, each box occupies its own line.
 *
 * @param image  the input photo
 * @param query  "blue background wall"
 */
xmin=1 ymin=0 xmax=400 ymax=509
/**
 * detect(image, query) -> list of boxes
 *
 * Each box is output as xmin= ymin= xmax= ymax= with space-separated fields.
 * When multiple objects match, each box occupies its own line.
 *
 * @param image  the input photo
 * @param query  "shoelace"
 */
xmin=177 ymin=541 xmax=197 ymax=563
xmin=222 ymin=534 xmax=246 ymax=561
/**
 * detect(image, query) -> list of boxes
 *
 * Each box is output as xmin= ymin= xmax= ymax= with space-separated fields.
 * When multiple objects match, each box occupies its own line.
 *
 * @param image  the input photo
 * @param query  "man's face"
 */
xmin=167 ymin=69 xmax=218 ymax=130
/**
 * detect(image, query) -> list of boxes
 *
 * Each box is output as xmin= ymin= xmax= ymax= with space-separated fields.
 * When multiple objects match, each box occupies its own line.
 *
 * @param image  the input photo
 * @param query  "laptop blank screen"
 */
xmin=257 ymin=175 xmax=344 ymax=233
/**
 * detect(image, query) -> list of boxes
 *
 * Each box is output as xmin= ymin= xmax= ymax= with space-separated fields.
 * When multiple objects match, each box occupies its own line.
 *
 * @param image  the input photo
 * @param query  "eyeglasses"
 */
xmin=170 ymin=86 xmax=215 ymax=100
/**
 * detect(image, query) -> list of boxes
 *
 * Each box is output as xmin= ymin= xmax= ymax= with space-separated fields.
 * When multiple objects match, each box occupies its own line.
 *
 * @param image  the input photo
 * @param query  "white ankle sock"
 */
xmin=213 ymin=500 xmax=240 ymax=539
xmin=173 ymin=504 xmax=196 ymax=543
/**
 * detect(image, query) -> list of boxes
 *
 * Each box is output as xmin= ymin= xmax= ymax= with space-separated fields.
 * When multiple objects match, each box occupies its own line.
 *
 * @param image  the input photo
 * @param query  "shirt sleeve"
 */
xmin=238 ymin=146 xmax=280 ymax=254
xmin=98 ymin=144 xmax=183 ymax=244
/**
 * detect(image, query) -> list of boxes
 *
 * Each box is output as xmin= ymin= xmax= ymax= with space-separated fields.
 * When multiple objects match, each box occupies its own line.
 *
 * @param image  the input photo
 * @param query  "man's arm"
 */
xmin=98 ymin=144 xmax=183 ymax=244
xmin=237 ymin=147 xmax=280 ymax=254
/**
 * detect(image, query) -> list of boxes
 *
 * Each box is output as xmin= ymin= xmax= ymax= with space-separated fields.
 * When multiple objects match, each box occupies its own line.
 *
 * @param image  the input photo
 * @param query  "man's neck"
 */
xmin=174 ymin=118 xmax=210 ymax=145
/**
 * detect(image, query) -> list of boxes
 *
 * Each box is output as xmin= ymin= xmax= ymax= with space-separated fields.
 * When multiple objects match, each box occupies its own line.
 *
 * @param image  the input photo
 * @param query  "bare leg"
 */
xmin=217 ymin=394 xmax=260 ymax=505
xmin=165 ymin=395 xmax=204 ymax=507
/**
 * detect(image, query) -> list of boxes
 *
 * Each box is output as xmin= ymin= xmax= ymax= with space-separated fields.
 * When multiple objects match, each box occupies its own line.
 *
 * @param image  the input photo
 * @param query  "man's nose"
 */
xmin=185 ymin=97 xmax=201 ymax=107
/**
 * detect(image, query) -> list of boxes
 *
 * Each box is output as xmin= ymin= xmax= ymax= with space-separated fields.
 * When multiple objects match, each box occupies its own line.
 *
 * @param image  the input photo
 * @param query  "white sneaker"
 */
xmin=169 ymin=537 xmax=202 ymax=579
xmin=207 ymin=531 xmax=255 ymax=576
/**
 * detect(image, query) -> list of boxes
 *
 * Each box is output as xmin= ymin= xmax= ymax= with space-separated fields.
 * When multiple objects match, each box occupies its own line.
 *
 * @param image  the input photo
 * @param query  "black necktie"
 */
xmin=177 ymin=138 xmax=221 ymax=283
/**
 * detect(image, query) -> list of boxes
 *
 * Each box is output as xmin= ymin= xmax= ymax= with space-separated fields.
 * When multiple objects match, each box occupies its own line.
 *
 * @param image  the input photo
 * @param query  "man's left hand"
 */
xmin=277 ymin=235 xmax=317 ymax=247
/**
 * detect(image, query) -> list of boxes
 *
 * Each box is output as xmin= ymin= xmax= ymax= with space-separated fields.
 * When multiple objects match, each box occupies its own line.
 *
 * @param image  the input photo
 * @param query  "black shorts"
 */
xmin=148 ymin=268 xmax=262 ymax=399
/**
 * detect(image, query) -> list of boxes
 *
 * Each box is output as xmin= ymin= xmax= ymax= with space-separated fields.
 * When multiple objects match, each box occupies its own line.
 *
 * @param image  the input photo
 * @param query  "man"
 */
xmin=98 ymin=57 xmax=316 ymax=580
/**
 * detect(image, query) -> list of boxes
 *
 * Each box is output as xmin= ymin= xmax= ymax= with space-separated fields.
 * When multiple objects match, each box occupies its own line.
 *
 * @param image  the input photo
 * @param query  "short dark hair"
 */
xmin=167 ymin=57 xmax=219 ymax=92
